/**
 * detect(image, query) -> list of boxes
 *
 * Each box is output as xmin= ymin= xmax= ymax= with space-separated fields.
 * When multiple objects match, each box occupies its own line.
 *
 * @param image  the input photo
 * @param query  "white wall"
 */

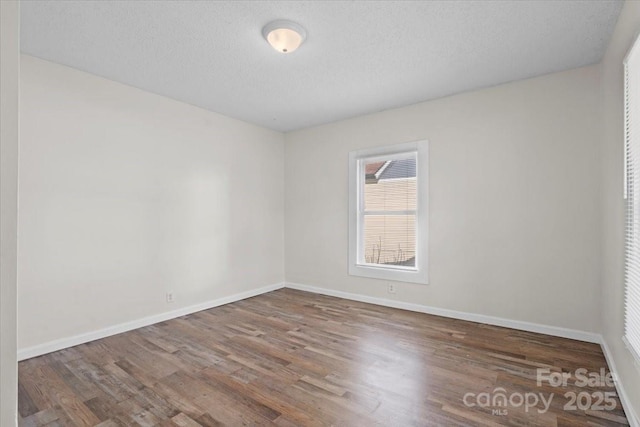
xmin=601 ymin=0 xmax=640 ymax=422
xmin=1 ymin=1 xmax=20 ymax=425
xmin=285 ymin=65 xmax=602 ymax=334
xmin=18 ymin=55 xmax=284 ymax=350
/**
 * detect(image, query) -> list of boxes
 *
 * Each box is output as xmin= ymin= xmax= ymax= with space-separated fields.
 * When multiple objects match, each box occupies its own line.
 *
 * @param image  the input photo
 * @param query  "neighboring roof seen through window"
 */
xmin=366 ymin=158 xmax=416 ymax=184
xmin=378 ymin=158 xmax=416 ymax=180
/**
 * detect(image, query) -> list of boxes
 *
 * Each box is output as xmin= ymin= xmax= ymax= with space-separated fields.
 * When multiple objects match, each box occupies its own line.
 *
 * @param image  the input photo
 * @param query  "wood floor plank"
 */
xmin=19 ymin=289 xmax=630 ymax=426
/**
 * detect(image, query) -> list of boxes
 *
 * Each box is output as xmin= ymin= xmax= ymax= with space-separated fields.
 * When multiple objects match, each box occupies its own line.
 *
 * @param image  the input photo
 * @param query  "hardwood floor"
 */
xmin=18 ymin=288 xmax=628 ymax=426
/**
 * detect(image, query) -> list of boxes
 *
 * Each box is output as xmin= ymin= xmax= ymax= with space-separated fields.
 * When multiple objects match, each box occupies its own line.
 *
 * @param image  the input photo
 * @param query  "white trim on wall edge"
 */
xmin=285 ymin=282 xmax=601 ymax=343
xmin=17 ymin=282 xmax=285 ymax=361
xmin=600 ymin=338 xmax=640 ymax=427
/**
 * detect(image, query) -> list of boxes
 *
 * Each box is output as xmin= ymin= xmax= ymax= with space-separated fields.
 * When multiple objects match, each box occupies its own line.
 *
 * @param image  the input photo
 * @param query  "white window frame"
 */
xmin=348 ymin=140 xmax=429 ymax=285
xmin=623 ymin=31 xmax=640 ymax=367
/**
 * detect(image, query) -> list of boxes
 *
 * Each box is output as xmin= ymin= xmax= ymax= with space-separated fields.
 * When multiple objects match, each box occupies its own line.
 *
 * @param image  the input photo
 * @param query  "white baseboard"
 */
xmin=17 ymin=282 xmax=285 ymax=361
xmin=600 ymin=337 xmax=640 ymax=427
xmin=285 ymin=282 xmax=601 ymax=343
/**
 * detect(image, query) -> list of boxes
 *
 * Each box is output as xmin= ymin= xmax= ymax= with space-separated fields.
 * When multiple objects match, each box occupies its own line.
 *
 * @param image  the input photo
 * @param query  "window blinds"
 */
xmin=361 ymin=154 xmax=417 ymax=268
xmin=624 ymin=34 xmax=640 ymax=363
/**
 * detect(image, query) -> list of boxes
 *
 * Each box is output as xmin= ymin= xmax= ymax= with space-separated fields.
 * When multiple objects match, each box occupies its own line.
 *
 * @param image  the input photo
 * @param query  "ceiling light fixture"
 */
xmin=262 ymin=20 xmax=306 ymax=54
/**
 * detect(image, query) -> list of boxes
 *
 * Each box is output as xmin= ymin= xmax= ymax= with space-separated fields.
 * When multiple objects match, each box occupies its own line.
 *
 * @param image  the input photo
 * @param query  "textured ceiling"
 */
xmin=21 ymin=0 xmax=623 ymax=132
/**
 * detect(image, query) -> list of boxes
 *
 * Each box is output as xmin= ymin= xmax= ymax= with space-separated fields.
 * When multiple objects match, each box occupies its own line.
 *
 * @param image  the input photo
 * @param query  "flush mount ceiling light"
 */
xmin=262 ymin=20 xmax=306 ymax=54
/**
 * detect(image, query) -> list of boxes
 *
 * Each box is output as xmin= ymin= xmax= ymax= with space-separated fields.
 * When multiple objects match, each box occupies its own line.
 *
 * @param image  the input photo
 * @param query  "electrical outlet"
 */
xmin=166 ymin=292 xmax=174 ymax=303
xmin=388 ymin=283 xmax=396 ymax=294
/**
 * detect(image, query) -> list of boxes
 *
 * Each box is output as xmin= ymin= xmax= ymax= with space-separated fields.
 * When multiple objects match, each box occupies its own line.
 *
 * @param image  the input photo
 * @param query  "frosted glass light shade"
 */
xmin=262 ymin=20 xmax=306 ymax=53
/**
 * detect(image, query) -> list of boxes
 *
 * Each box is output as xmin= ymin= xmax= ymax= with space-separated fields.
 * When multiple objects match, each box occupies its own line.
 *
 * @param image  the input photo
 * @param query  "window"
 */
xmin=624 ymin=33 xmax=640 ymax=364
xmin=348 ymin=140 xmax=428 ymax=284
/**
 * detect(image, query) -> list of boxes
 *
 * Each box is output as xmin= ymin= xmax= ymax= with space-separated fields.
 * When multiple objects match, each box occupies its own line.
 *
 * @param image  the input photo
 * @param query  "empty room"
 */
xmin=2 ymin=0 xmax=640 ymax=426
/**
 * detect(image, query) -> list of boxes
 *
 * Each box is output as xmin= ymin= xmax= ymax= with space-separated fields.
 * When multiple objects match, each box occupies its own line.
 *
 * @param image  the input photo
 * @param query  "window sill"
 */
xmin=348 ymin=263 xmax=428 ymax=285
